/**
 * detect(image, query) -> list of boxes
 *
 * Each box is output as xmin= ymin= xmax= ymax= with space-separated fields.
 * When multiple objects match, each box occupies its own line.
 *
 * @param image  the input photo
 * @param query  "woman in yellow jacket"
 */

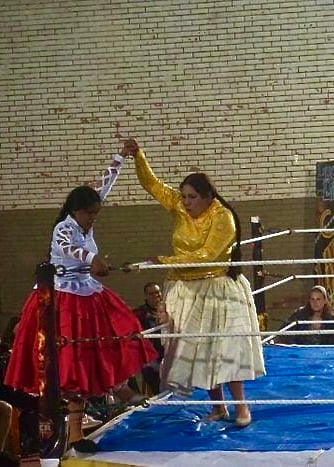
xmin=124 ymin=139 xmax=265 ymax=427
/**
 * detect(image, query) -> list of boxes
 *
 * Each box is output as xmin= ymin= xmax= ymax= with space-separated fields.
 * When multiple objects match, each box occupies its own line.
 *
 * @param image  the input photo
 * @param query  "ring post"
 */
xmin=251 ymin=217 xmax=268 ymax=331
xmin=36 ymin=261 xmax=67 ymax=459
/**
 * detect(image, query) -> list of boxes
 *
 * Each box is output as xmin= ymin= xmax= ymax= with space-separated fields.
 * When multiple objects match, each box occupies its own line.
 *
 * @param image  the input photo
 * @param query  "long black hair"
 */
xmin=180 ymin=172 xmax=242 ymax=280
xmin=48 ymin=185 xmax=101 ymax=259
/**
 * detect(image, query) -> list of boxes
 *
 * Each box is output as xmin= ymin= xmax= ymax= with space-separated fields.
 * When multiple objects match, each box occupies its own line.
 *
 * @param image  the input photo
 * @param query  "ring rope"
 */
xmin=133 ymin=257 xmax=334 ymax=270
xmin=252 ymin=274 xmax=334 ymax=295
xmin=140 ymin=324 xmax=166 ymax=335
xmin=141 ymin=399 xmax=334 ymax=407
xmin=240 ymin=229 xmax=291 ymax=245
xmin=55 ymin=322 xmax=334 ymax=345
xmin=144 ymin=329 xmax=334 ymax=339
xmin=261 ymin=320 xmax=334 ymax=344
xmin=261 ymin=321 xmax=298 ymax=344
xmin=290 ymin=320 xmax=334 ymax=324
xmin=295 ymin=274 xmax=334 ymax=278
xmin=252 ymin=276 xmax=294 ymax=295
xmin=239 ymin=228 xmax=334 ymax=246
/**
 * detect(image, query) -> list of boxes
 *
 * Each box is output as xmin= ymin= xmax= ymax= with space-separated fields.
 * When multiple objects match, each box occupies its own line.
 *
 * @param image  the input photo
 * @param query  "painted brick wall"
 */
xmin=1 ymin=0 xmax=334 ymax=210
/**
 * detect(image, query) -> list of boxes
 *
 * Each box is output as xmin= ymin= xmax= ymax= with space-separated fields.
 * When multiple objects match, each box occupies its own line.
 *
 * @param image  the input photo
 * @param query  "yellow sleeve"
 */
xmin=134 ymin=149 xmax=179 ymax=211
xmin=158 ymin=209 xmax=236 ymax=264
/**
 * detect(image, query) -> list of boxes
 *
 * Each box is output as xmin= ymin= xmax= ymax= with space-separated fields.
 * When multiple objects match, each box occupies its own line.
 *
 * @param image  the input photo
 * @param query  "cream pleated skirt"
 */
xmin=160 ymin=274 xmax=265 ymax=393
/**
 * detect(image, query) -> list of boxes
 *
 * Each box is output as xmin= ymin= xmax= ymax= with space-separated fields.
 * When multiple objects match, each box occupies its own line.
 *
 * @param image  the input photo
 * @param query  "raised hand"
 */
xmin=120 ymin=138 xmax=140 ymax=158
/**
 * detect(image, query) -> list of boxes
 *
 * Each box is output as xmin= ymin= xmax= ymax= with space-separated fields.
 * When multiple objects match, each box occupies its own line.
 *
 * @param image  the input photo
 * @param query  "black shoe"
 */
xmin=0 ymin=452 xmax=20 ymax=467
xmin=70 ymin=438 xmax=98 ymax=453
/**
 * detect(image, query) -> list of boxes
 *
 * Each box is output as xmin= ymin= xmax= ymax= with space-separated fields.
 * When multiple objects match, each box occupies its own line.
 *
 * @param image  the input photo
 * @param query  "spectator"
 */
xmin=0 ymin=329 xmax=20 ymax=467
xmin=134 ymin=283 xmax=164 ymax=395
xmin=1 ymin=324 xmax=39 ymax=461
xmin=0 ymin=400 xmax=19 ymax=467
xmin=276 ymin=285 xmax=334 ymax=345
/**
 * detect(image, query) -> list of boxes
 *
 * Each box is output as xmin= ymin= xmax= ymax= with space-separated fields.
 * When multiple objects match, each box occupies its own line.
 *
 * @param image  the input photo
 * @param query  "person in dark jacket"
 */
xmin=276 ymin=285 xmax=334 ymax=345
xmin=134 ymin=283 xmax=164 ymax=395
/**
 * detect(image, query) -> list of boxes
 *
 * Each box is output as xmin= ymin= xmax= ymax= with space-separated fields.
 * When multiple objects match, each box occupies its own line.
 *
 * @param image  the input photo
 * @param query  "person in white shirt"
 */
xmin=5 ymin=143 xmax=157 ymax=453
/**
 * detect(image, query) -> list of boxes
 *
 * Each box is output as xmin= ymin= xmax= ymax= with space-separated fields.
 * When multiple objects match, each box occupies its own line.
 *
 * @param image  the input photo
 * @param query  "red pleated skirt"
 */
xmin=4 ymin=288 xmax=158 ymax=397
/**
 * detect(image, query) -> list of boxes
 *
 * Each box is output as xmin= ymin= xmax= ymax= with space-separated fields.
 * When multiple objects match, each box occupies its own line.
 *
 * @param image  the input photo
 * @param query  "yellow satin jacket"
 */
xmin=135 ymin=149 xmax=236 ymax=281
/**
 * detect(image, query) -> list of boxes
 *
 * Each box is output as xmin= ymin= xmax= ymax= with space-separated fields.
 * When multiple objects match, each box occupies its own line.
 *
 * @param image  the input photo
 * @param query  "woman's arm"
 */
xmin=96 ymin=153 xmax=124 ymax=201
xmin=54 ymin=223 xmax=96 ymax=265
xmin=133 ymin=147 xmax=179 ymax=212
xmin=54 ymin=223 xmax=109 ymax=275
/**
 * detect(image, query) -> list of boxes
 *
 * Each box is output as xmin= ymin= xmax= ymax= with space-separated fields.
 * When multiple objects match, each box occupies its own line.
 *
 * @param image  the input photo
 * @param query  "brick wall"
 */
xmin=1 ymin=0 xmax=333 ymax=329
xmin=1 ymin=0 xmax=334 ymax=209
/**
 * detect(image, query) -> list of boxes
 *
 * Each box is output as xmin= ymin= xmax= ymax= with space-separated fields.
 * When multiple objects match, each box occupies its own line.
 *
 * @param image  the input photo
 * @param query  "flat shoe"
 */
xmin=235 ymin=413 xmax=252 ymax=427
xmin=204 ymin=410 xmax=230 ymax=421
xmin=128 ymin=394 xmax=146 ymax=405
xmin=82 ymin=414 xmax=103 ymax=430
xmin=0 ymin=452 xmax=20 ymax=466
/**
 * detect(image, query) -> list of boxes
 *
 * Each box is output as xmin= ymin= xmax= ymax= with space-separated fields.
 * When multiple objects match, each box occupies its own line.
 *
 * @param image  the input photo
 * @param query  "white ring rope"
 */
xmin=240 ymin=229 xmax=291 ymax=245
xmin=252 ymin=274 xmax=334 ymax=295
xmin=261 ymin=321 xmax=297 ymax=344
xmin=291 ymin=320 xmax=334 ymax=324
xmin=240 ymin=228 xmax=334 ymax=246
xmin=142 ymin=399 xmax=334 ymax=407
xmin=295 ymin=274 xmax=334 ymax=279
xmin=294 ymin=228 xmax=334 ymax=233
xmin=261 ymin=321 xmax=334 ymax=344
xmin=140 ymin=324 xmax=167 ymax=335
xmin=133 ymin=257 xmax=334 ymax=270
xmin=252 ymin=276 xmax=294 ymax=295
xmin=142 ymin=329 xmax=334 ymax=339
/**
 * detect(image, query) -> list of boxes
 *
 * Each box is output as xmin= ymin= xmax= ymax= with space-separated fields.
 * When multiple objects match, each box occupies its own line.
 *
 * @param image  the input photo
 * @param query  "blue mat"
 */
xmin=97 ymin=345 xmax=334 ymax=452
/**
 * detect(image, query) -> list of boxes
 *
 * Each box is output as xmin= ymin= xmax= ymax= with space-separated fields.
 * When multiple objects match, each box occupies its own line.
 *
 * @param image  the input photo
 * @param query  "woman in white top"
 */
xmin=5 ymin=145 xmax=157 ymax=452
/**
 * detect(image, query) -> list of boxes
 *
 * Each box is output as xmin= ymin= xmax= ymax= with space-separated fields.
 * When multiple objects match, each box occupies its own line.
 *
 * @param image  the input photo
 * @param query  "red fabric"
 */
xmin=4 ymin=288 xmax=158 ymax=397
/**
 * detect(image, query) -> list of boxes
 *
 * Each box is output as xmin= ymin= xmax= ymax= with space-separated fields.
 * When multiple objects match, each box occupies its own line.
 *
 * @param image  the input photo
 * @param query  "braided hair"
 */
xmin=180 ymin=173 xmax=242 ymax=280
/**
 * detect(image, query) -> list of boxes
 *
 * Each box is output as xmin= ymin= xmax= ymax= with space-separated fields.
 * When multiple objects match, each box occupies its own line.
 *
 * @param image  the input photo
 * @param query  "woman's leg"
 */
xmin=227 ymin=381 xmax=251 ymax=425
xmin=114 ymin=380 xmax=144 ymax=404
xmin=67 ymin=397 xmax=85 ymax=445
xmin=67 ymin=397 xmax=97 ymax=453
xmin=206 ymin=385 xmax=229 ymax=420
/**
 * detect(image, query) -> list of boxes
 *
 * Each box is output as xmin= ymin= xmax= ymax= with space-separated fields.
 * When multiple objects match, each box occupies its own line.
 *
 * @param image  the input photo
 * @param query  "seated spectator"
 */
xmin=275 ymin=285 xmax=334 ymax=345
xmin=1 ymin=317 xmax=20 ymax=349
xmin=0 ymin=323 xmax=39 ymax=461
xmin=134 ymin=282 xmax=162 ymax=327
xmin=0 ymin=400 xmax=19 ymax=467
xmin=133 ymin=283 xmax=165 ymax=395
xmin=0 ymin=329 xmax=20 ymax=467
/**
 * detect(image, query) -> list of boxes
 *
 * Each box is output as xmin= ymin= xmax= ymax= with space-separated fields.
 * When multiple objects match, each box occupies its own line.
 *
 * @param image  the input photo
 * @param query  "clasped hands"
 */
xmin=119 ymin=138 xmax=140 ymax=158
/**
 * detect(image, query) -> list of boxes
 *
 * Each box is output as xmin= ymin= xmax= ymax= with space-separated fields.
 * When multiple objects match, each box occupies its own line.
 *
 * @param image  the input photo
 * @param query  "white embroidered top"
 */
xmin=50 ymin=154 xmax=123 ymax=296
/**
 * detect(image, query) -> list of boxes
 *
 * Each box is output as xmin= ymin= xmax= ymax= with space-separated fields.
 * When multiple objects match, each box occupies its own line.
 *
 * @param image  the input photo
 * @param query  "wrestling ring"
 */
xmin=38 ymin=224 xmax=334 ymax=467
